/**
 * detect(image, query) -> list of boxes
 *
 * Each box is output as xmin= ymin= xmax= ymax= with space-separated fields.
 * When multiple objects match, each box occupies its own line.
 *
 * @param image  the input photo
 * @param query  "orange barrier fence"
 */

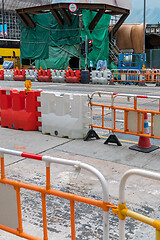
xmin=85 ymin=91 xmax=160 ymax=143
xmin=111 ymin=69 xmax=160 ymax=85
xmin=0 ymin=148 xmax=118 ymax=240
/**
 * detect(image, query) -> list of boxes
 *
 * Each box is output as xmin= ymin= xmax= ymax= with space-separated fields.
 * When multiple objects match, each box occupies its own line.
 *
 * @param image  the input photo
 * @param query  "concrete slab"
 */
xmin=0 ymin=127 xmax=71 ymax=165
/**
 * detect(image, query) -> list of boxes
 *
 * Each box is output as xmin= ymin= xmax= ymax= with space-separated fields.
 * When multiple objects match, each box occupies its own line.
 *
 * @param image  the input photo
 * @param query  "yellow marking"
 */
xmin=99 ymin=135 xmax=160 ymax=146
xmin=99 ymin=135 xmax=138 ymax=144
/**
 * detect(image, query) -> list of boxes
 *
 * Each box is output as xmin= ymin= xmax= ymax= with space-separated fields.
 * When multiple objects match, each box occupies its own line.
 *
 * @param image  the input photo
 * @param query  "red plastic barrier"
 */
xmin=65 ymin=70 xmax=81 ymax=83
xmin=0 ymin=70 xmax=4 ymax=80
xmin=14 ymin=69 xmax=26 ymax=81
xmin=37 ymin=70 xmax=51 ymax=82
xmin=0 ymin=90 xmax=41 ymax=131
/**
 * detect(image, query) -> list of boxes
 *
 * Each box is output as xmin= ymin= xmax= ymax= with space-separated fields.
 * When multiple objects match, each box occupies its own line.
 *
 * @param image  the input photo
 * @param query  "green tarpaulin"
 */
xmin=20 ymin=10 xmax=111 ymax=69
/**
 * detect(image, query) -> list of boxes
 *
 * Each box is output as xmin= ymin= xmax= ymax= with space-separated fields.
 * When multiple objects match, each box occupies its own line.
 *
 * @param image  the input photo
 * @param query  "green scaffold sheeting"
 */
xmin=81 ymin=9 xmax=111 ymax=69
xmin=20 ymin=10 xmax=111 ymax=69
xmin=21 ymin=12 xmax=80 ymax=61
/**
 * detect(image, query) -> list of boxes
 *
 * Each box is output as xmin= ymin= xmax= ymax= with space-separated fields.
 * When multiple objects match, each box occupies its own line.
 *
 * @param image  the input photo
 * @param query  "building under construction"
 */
xmin=0 ymin=0 xmax=131 ymax=69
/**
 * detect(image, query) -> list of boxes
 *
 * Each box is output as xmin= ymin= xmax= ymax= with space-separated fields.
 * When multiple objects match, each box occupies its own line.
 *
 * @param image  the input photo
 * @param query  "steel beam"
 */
xmin=109 ymin=13 xmax=129 ymax=38
xmin=89 ymin=9 xmax=105 ymax=32
xmin=21 ymin=13 xmax=36 ymax=28
xmin=59 ymin=8 xmax=72 ymax=26
xmin=50 ymin=8 xmax=64 ymax=26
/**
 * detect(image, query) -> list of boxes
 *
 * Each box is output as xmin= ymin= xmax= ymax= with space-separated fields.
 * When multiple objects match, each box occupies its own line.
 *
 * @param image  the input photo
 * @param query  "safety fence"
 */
xmin=0 ymin=90 xmax=41 ymax=131
xmin=111 ymin=69 xmax=160 ymax=85
xmin=0 ymin=69 xmax=82 ymax=83
xmin=85 ymin=91 xmax=160 ymax=143
xmin=1 ymin=68 xmax=160 ymax=85
xmin=0 ymin=148 xmax=112 ymax=240
xmin=40 ymin=92 xmax=89 ymax=138
xmin=0 ymin=148 xmax=160 ymax=239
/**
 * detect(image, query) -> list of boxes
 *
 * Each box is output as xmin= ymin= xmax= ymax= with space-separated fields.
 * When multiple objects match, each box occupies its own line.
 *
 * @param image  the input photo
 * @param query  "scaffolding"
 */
xmin=0 ymin=0 xmax=52 ymax=40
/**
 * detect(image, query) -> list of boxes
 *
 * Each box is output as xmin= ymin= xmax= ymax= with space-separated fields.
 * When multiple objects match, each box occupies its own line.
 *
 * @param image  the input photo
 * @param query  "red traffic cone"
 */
xmin=129 ymin=113 xmax=159 ymax=153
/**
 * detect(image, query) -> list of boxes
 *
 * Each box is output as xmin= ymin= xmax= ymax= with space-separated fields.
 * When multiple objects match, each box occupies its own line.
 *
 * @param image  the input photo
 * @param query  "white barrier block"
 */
xmin=91 ymin=71 xmax=110 ymax=84
xmin=51 ymin=70 xmax=65 ymax=83
xmin=4 ymin=70 xmax=14 ymax=81
xmin=0 ymin=183 xmax=19 ymax=230
xmin=153 ymin=114 xmax=160 ymax=137
xmin=128 ymin=111 xmax=142 ymax=132
xmin=40 ymin=92 xmax=89 ymax=139
xmin=25 ymin=69 xmax=38 ymax=81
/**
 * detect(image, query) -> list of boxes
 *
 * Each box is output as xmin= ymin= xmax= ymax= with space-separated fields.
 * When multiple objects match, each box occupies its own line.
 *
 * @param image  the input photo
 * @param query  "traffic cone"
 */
xmin=129 ymin=113 xmax=159 ymax=153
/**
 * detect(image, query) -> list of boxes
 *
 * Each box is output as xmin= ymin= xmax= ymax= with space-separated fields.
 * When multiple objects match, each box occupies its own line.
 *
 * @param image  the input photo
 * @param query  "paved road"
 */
xmin=0 ymin=81 xmax=160 ymax=240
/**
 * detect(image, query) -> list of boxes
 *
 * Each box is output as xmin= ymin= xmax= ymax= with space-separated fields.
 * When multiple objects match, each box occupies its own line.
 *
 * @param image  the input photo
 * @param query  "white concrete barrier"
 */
xmin=40 ymin=92 xmax=89 ymax=139
xmin=91 ymin=70 xmax=111 ymax=84
xmin=51 ymin=70 xmax=65 ymax=83
xmin=25 ymin=69 xmax=38 ymax=81
xmin=4 ymin=70 xmax=14 ymax=81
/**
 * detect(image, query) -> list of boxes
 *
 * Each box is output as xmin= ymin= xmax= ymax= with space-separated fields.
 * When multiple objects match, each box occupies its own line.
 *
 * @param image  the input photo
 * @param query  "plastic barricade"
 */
xmin=37 ymin=70 xmax=51 ymax=82
xmin=0 ymin=70 xmax=4 ymax=80
xmin=14 ymin=69 xmax=26 ymax=81
xmin=4 ymin=69 xmax=14 ymax=81
xmin=65 ymin=70 xmax=81 ymax=83
xmin=91 ymin=70 xmax=111 ymax=84
xmin=0 ymin=90 xmax=41 ymax=131
xmin=25 ymin=69 xmax=38 ymax=81
xmin=51 ymin=70 xmax=65 ymax=83
xmin=40 ymin=92 xmax=89 ymax=138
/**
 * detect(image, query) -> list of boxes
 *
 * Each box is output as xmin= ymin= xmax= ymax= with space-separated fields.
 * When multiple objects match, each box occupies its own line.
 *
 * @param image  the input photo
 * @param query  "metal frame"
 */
xmin=16 ymin=3 xmax=130 ymax=33
xmin=0 ymin=148 xmax=112 ymax=240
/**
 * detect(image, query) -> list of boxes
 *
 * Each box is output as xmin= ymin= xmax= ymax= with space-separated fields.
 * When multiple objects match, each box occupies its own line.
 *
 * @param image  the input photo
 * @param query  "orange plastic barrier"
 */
xmin=111 ymin=69 xmax=160 ymax=85
xmin=65 ymin=70 xmax=81 ymax=83
xmin=0 ymin=90 xmax=41 ymax=130
xmin=14 ymin=69 xmax=26 ymax=81
xmin=0 ymin=70 xmax=4 ymax=80
xmin=0 ymin=148 xmax=117 ymax=240
xmin=85 ymin=92 xmax=160 ymax=142
xmin=37 ymin=70 xmax=51 ymax=82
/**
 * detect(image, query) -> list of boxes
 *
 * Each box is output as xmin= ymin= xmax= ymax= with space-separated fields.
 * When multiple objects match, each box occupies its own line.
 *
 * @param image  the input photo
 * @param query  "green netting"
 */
xmin=21 ymin=14 xmax=50 ymax=59
xmin=35 ymin=44 xmax=79 ymax=69
xmin=21 ymin=12 xmax=80 ymax=61
xmin=81 ymin=10 xmax=111 ymax=69
xmin=20 ymin=10 xmax=111 ymax=69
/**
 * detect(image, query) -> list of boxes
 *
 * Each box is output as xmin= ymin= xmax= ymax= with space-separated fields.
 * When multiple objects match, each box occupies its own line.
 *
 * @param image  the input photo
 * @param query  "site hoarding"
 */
xmin=52 ymin=0 xmax=131 ymax=10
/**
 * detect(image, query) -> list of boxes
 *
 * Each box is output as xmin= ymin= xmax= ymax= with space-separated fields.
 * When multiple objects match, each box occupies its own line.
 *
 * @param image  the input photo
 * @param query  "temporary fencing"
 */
xmin=0 ymin=148 xmax=160 ymax=239
xmin=51 ymin=70 xmax=65 ymax=83
xmin=25 ymin=69 xmax=38 ymax=82
xmin=111 ymin=69 xmax=160 ymax=85
xmin=91 ymin=71 xmax=111 ymax=85
xmin=40 ymin=92 xmax=89 ymax=139
xmin=0 ymin=70 xmax=4 ymax=80
xmin=114 ymin=169 xmax=160 ymax=240
xmin=0 ymin=90 xmax=41 ymax=131
xmin=65 ymin=70 xmax=81 ymax=83
xmin=0 ymin=147 xmax=115 ymax=240
xmin=37 ymin=70 xmax=51 ymax=82
xmin=4 ymin=69 xmax=14 ymax=81
xmin=14 ymin=69 xmax=26 ymax=81
xmin=85 ymin=91 xmax=160 ymax=144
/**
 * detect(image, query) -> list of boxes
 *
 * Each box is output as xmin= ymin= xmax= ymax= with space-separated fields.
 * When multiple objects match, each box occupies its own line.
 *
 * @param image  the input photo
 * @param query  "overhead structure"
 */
xmin=16 ymin=0 xmax=131 ymax=37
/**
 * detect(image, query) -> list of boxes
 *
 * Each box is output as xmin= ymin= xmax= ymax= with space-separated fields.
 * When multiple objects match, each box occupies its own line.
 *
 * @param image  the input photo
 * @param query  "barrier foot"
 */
xmin=129 ymin=144 xmax=159 ymax=153
xmin=109 ymin=81 xmax=115 ymax=85
xmin=104 ymin=134 xmax=122 ymax=146
xmin=138 ymin=82 xmax=147 ymax=86
xmin=84 ymin=129 xmax=100 ymax=141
